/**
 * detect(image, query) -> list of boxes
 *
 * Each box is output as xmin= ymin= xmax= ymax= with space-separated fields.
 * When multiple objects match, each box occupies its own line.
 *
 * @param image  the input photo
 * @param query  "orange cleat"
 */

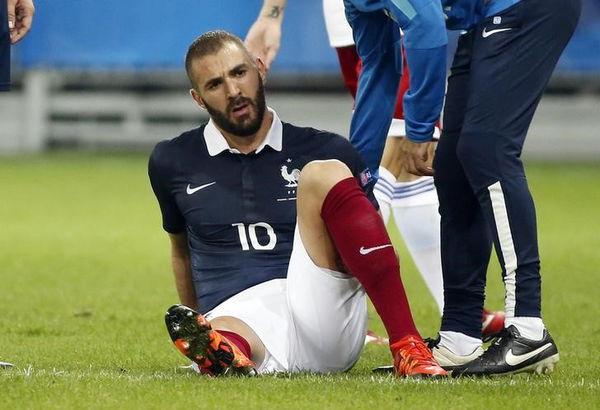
xmin=165 ymin=304 xmax=256 ymax=377
xmin=391 ymin=335 xmax=448 ymax=378
xmin=482 ymin=308 xmax=505 ymax=342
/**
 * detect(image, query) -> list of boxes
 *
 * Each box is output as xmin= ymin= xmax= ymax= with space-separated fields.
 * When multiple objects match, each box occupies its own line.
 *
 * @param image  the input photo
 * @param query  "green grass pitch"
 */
xmin=0 ymin=153 xmax=598 ymax=409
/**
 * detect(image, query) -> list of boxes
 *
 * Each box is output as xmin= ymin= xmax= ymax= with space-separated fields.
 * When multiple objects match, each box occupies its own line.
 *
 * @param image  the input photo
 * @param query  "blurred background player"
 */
xmin=1 ymin=0 xmax=35 ymax=91
xmin=150 ymin=31 xmax=446 ymax=378
xmin=246 ymin=0 xmax=504 ymax=338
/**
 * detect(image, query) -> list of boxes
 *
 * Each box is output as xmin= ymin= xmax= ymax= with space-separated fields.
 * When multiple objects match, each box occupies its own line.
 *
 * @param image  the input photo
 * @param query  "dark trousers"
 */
xmin=1 ymin=0 xmax=10 ymax=91
xmin=434 ymin=0 xmax=581 ymax=338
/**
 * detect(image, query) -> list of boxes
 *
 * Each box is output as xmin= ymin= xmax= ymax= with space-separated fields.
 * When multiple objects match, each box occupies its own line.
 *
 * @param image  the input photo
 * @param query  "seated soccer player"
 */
xmin=148 ymin=30 xmax=446 ymax=377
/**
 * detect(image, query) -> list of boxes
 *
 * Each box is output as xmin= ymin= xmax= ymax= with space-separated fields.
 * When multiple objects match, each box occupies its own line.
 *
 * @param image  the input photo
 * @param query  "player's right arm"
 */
xmin=245 ymin=0 xmax=287 ymax=70
xmin=169 ymin=232 xmax=198 ymax=310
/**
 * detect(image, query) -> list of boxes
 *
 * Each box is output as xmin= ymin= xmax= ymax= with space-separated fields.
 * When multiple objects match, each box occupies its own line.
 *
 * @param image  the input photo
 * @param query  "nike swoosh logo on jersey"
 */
xmin=186 ymin=182 xmax=216 ymax=195
xmin=482 ymin=27 xmax=513 ymax=38
xmin=505 ymin=343 xmax=552 ymax=366
xmin=359 ymin=244 xmax=393 ymax=255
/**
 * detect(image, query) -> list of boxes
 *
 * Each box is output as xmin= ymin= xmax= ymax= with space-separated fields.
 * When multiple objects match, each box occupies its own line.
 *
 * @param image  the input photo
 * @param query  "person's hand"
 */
xmin=401 ymin=139 xmax=435 ymax=176
xmin=245 ymin=16 xmax=282 ymax=71
xmin=7 ymin=0 xmax=35 ymax=44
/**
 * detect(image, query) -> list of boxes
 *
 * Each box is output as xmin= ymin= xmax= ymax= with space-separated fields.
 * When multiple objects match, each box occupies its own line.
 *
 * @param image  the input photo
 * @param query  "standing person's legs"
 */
xmin=443 ymin=0 xmax=580 ymax=375
xmin=460 ymin=0 xmax=580 ymax=333
xmin=433 ymin=31 xmax=493 ymax=357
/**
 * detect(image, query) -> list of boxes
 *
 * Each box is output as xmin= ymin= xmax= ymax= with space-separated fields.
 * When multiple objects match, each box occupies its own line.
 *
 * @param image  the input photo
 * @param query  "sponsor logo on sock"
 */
xmin=505 ymin=343 xmax=552 ymax=366
xmin=359 ymin=244 xmax=393 ymax=255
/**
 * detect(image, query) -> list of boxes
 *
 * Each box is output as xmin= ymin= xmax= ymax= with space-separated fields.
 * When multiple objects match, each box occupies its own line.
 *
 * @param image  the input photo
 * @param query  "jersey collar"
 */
xmin=203 ymin=107 xmax=283 ymax=156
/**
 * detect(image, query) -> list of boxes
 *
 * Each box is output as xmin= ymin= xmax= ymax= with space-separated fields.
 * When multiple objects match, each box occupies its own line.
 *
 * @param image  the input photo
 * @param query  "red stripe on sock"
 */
xmin=321 ymin=177 xmax=420 ymax=344
xmin=216 ymin=330 xmax=252 ymax=359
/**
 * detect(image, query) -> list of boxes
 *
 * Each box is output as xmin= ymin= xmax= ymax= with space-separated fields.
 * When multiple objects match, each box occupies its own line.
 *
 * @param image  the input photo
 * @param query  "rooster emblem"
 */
xmin=280 ymin=165 xmax=301 ymax=187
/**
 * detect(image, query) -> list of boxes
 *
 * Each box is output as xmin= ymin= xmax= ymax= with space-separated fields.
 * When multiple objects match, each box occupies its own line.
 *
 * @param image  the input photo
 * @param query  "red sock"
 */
xmin=320 ymin=177 xmax=420 ymax=344
xmin=216 ymin=330 xmax=252 ymax=359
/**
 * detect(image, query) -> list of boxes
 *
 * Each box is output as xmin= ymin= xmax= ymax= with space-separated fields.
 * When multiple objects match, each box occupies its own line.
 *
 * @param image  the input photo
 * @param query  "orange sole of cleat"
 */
xmin=165 ymin=305 xmax=257 ymax=377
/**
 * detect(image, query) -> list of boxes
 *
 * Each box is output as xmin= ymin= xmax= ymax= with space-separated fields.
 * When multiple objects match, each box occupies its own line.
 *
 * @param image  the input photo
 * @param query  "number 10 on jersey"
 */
xmin=232 ymin=222 xmax=277 ymax=251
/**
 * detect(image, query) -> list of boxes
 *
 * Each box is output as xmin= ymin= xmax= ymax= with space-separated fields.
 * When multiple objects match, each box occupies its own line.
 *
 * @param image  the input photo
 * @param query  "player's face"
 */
xmin=190 ymin=43 xmax=266 ymax=137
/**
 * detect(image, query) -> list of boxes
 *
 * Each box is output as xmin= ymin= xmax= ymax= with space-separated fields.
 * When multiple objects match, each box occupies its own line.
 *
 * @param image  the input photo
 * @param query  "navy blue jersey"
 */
xmin=149 ymin=114 xmax=376 ymax=313
xmin=1 ymin=0 xmax=10 ymax=91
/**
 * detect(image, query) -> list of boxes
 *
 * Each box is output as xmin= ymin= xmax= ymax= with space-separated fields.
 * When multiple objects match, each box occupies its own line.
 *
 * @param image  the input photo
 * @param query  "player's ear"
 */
xmin=256 ymin=56 xmax=268 ymax=85
xmin=190 ymin=88 xmax=206 ymax=110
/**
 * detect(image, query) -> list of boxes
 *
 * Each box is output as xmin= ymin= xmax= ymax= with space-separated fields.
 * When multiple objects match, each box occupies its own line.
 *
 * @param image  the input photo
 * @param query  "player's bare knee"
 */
xmin=299 ymin=160 xmax=352 ymax=198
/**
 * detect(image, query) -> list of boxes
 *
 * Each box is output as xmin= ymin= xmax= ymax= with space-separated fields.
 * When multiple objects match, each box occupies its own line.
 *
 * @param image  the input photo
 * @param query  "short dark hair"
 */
xmin=185 ymin=30 xmax=250 ymax=89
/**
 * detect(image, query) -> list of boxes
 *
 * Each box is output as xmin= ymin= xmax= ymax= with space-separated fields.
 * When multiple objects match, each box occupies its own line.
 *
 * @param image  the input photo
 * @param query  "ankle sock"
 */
xmin=438 ymin=330 xmax=482 ymax=356
xmin=505 ymin=316 xmax=545 ymax=340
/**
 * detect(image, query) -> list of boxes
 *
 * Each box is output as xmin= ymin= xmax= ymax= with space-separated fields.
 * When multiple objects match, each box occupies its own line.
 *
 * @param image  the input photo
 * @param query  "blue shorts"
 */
xmin=1 ymin=0 xmax=10 ymax=91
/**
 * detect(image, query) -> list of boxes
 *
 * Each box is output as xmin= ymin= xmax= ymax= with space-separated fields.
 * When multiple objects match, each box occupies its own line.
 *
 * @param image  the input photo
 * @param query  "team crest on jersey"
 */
xmin=277 ymin=159 xmax=300 ymax=202
xmin=280 ymin=164 xmax=300 ymax=187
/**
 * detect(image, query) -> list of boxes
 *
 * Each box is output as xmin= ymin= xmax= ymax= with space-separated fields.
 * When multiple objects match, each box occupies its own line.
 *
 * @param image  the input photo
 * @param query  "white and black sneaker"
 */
xmin=452 ymin=325 xmax=559 ymax=377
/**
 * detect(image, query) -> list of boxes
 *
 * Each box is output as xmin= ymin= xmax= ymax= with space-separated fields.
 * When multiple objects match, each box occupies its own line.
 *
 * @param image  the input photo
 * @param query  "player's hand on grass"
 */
xmin=7 ymin=0 xmax=34 ymax=44
xmin=245 ymin=3 xmax=285 ymax=71
xmin=402 ymin=139 xmax=435 ymax=176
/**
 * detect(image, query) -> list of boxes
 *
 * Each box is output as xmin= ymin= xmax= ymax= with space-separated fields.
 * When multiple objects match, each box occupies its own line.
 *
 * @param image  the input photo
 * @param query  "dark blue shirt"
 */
xmin=149 ymin=113 xmax=376 ymax=313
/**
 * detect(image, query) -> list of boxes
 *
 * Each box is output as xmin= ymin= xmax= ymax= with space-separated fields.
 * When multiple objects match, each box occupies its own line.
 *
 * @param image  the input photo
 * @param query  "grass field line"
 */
xmin=2 ymin=366 xmax=599 ymax=391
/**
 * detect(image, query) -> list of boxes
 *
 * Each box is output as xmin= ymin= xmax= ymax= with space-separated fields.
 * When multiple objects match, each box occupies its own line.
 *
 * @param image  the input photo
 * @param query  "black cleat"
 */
xmin=452 ymin=325 xmax=559 ymax=377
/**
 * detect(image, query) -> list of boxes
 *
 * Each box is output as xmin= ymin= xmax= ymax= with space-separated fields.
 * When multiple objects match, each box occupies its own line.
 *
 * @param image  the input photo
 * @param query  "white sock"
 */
xmin=439 ymin=331 xmax=482 ymax=356
xmin=373 ymin=167 xmax=395 ymax=225
xmin=391 ymin=177 xmax=444 ymax=313
xmin=505 ymin=317 xmax=545 ymax=341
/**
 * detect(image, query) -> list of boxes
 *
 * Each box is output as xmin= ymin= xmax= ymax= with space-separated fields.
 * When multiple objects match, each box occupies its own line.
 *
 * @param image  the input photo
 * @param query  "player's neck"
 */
xmin=221 ymin=110 xmax=273 ymax=154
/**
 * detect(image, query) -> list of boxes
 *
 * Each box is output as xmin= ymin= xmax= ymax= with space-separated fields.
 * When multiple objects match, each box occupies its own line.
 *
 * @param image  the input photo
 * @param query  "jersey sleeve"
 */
xmin=148 ymin=142 xmax=186 ymax=234
xmin=398 ymin=0 xmax=448 ymax=143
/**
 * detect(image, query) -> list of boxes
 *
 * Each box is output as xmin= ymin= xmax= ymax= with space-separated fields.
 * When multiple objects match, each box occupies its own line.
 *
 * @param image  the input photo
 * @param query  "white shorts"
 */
xmin=205 ymin=226 xmax=368 ymax=374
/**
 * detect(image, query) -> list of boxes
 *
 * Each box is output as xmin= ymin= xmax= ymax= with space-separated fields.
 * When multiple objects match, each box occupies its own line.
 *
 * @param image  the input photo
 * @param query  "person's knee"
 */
xmin=455 ymin=135 xmax=496 ymax=186
xmin=298 ymin=160 xmax=353 ymax=200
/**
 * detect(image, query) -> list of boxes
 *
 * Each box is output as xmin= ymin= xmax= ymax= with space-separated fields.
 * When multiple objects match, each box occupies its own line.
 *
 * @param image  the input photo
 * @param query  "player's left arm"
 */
xmin=169 ymin=232 xmax=198 ymax=310
xmin=7 ymin=0 xmax=35 ymax=44
xmin=245 ymin=0 xmax=287 ymax=70
xmin=400 ymin=0 xmax=447 ymax=144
